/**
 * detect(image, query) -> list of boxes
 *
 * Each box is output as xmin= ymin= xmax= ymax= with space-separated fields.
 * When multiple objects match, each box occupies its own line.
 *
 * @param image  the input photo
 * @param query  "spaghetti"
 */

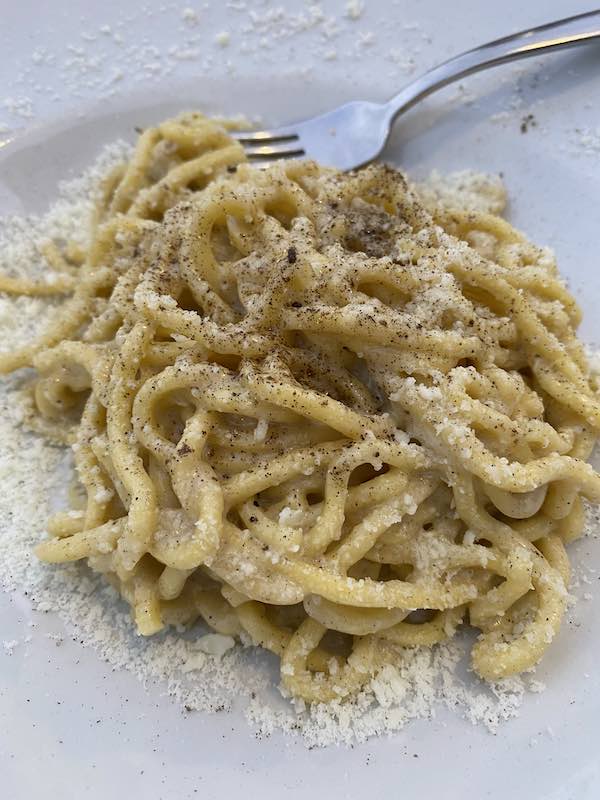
xmin=2 ymin=112 xmax=599 ymax=703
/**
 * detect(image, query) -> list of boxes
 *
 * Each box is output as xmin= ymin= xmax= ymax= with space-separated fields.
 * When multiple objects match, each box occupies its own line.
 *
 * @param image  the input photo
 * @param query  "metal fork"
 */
xmin=233 ymin=10 xmax=600 ymax=171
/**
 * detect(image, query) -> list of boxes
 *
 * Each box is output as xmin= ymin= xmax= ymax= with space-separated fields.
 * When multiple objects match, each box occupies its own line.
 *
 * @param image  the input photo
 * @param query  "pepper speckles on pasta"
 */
xmin=2 ymin=112 xmax=599 ymax=703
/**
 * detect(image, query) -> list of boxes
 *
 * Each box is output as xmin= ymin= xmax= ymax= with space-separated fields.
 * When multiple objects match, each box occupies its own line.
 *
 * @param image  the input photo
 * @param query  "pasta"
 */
xmin=2 ymin=111 xmax=599 ymax=704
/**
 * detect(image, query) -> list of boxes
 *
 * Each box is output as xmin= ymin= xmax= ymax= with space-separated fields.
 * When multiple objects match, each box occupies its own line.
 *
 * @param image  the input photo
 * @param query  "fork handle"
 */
xmin=384 ymin=9 xmax=600 ymax=122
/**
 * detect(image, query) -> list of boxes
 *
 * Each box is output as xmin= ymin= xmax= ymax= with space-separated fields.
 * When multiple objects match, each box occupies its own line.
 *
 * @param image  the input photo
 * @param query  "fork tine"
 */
xmin=231 ymin=125 xmax=304 ymax=165
xmin=248 ymin=150 xmax=304 ymax=164
xmin=243 ymin=140 xmax=305 ymax=160
xmin=231 ymin=127 xmax=299 ymax=144
xmin=246 ymin=149 xmax=306 ymax=165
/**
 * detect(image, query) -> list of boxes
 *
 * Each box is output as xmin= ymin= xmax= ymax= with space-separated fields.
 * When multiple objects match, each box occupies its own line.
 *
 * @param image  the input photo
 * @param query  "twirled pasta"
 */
xmin=2 ymin=112 xmax=599 ymax=703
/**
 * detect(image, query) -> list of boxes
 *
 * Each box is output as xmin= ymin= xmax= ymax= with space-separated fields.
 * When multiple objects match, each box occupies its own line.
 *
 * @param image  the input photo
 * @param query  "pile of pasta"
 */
xmin=3 ymin=112 xmax=600 ymax=703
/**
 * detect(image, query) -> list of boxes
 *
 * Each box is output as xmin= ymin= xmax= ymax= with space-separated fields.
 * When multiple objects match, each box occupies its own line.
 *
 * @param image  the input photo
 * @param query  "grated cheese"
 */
xmin=215 ymin=31 xmax=231 ymax=48
xmin=345 ymin=1 xmax=364 ymax=21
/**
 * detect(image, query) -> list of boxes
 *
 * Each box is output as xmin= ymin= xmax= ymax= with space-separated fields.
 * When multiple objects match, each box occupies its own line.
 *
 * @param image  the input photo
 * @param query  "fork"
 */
xmin=232 ymin=9 xmax=600 ymax=171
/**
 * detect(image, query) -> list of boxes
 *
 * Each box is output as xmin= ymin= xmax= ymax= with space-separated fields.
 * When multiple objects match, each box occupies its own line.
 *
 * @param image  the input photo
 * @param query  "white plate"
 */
xmin=1 ymin=1 xmax=600 ymax=798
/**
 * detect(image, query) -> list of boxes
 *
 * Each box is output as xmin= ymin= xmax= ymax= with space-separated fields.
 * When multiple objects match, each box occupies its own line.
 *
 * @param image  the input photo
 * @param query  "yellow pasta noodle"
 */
xmin=3 ymin=111 xmax=600 ymax=703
